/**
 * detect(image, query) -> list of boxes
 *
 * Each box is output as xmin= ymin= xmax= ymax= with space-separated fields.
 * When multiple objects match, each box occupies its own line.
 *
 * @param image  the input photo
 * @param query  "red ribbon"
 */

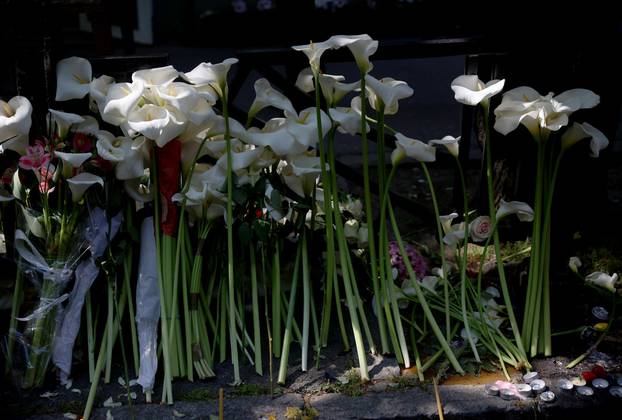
xmin=156 ymin=139 xmax=181 ymax=237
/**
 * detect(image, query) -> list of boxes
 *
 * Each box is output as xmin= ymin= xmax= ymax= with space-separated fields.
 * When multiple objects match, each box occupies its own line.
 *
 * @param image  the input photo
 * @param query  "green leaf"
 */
xmin=252 ymin=218 xmax=270 ymax=243
xmin=232 ymin=187 xmax=248 ymax=206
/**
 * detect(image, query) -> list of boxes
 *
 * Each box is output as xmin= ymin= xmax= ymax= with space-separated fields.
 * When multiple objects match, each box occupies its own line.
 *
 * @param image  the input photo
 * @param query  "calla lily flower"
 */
xmin=55 ymin=151 xmax=92 ymax=177
xmin=154 ymin=82 xmax=199 ymax=114
xmin=329 ymin=106 xmax=369 ymax=135
xmin=66 ymin=172 xmax=103 ymax=201
xmin=285 ymin=107 xmax=331 ymax=149
xmin=394 ymin=133 xmax=436 ymax=162
xmin=96 ymin=131 xmax=146 ymax=180
xmin=344 ymin=219 xmax=360 ymax=243
xmin=102 ymin=81 xmax=144 ymax=125
xmin=494 ymin=87 xmax=600 ymax=137
xmin=89 ymin=75 xmax=114 ymax=114
xmin=440 ymin=212 xmax=459 ymax=234
xmin=390 ymin=144 xmax=406 ymax=166
xmin=429 ymin=135 xmax=460 ymax=158
xmin=318 ymin=74 xmax=359 ymax=106
xmin=247 ymin=78 xmax=297 ymax=121
xmin=561 ymin=122 xmax=609 ymax=157
xmin=132 ymin=65 xmax=178 ymax=87
xmin=280 ymin=153 xmax=324 ymax=197
xmin=585 ymin=271 xmax=618 ymax=293
xmin=0 ymin=96 xmax=32 ymax=154
xmin=443 ymin=223 xmax=465 ymax=247
xmin=55 ymin=56 xmax=92 ymax=101
xmin=295 ymin=67 xmax=315 ymax=93
xmin=127 ymin=104 xmax=187 ymax=147
xmin=292 ymin=40 xmax=334 ymax=73
xmin=215 ymin=142 xmax=264 ymax=172
xmin=124 ymin=169 xmax=153 ymax=203
xmin=568 ymin=256 xmax=582 ymax=274
xmin=183 ymin=58 xmax=239 ymax=98
xmin=450 ymin=75 xmax=505 ymax=107
xmin=329 ymin=34 xmax=378 ymax=74
xmin=364 ymin=75 xmax=413 ymax=115
xmin=48 ymin=109 xmax=84 ymax=139
xmin=496 ymin=199 xmax=534 ymax=222
xmin=243 ymin=118 xmax=305 ymax=156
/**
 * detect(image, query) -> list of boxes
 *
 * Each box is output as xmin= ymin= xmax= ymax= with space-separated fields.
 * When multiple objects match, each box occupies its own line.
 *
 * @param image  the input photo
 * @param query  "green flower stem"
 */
xmin=123 ymin=205 xmax=139 ymax=374
xmin=359 ymin=73 xmax=388 ymax=354
xmin=272 ymin=241 xmax=281 ymax=357
xmin=327 ymin=129 xmax=376 ymax=355
xmin=313 ymin=73 xmax=338 ymax=350
xmin=85 ymin=290 xmax=95 ymax=381
xmin=277 ymin=240 xmax=302 ymax=384
xmin=420 ymin=162 xmax=451 ymax=340
xmin=333 ymin=268 xmax=351 ymax=351
xmin=151 ymin=154 xmax=174 ymax=404
xmin=249 ymin=242 xmax=263 ymax=375
xmin=104 ymin=277 xmax=114 ymax=383
xmin=222 ymin=94 xmax=241 ymax=384
xmin=82 ymin=279 xmax=129 ymax=420
xmin=523 ymin=137 xmax=545 ymax=351
xmin=378 ymin=166 xmax=409 ymax=366
xmin=385 ymin=185 xmax=464 ymax=373
xmin=179 ymin=219 xmax=193 ymax=380
xmin=482 ymin=109 xmax=529 ymax=365
xmin=409 ymin=313 xmax=425 ymax=381
xmin=455 ymin=158 xmax=480 ymax=362
xmin=280 ymin=292 xmax=302 ymax=341
xmin=302 ymin=228 xmax=311 ymax=371
xmin=6 ymin=267 xmax=22 ymax=374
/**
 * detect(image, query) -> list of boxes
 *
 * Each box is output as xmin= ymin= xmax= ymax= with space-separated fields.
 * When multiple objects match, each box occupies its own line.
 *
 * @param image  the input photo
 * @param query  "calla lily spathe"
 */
xmin=280 ymin=153 xmax=324 ymax=197
xmin=494 ymin=86 xmax=600 ymax=137
xmin=450 ymin=75 xmax=505 ymax=107
xmin=55 ymin=56 xmax=92 ymax=101
xmin=132 ymin=65 xmax=179 ymax=87
xmin=394 ymin=133 xmax=436 ymax=162
xmin=295 ymin=67 xmax=315 ymax=93
xmin=102 ymin=81 xmax=144 ymax=126
xmin=89 ymin=75 xmax=114 ymax=114
xmin=568 ymin=256 xmax=582 ymax=274
xmin=318 ymin=74 xmax=359 ymax=107
xmin=585 ymin=271 xmax=618 ymax=293
xmin=67 ymin=172 xmax=103 ymax=202
xmin=127 ymin=104 xmax=187 ymax=147
xmin=96 ymin=131 xmax=146 ymax=180
xmin=292 ymin=40 xmax=334 ymax=73
xmin=183 ymin=58 xmax=239 ymax=98
xmin=54 ymin=151 xmax=92 ymax=177
xmin=329 ymin=106 xmax=369 ymax=136
xmin=285 ymin=107 xmax=332 ymax=149
xmin=243 ymin=119 xmax=305 ymax=156
xmin=561 ymin=122 xmax=609 ymax=157
xmin=48 ymin=109 xmax=84 ymax=139
xmin=364 ymin=75 xmax=413 ymax=115
xmin=329 ymin=34 xmax=378 ymax=74
xmin=496 ymin=199 xmax=534 ymax=222
xmin=247 ymin=78 xmax=297 ymax=121
xmin=0 ymin=96 xmax=32 ymax=154
xmin=429 ymin=136 xmax=460 ymax=158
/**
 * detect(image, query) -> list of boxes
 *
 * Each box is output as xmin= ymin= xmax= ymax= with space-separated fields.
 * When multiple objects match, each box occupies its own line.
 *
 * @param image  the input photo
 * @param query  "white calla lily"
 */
xmin=439 ymin=212 xmax=459 ymax=234
xmin=75 ymin=115 xmax=99 ymax=136
xmin=248 ymin=78 xmax=297 ymax=121
xmin=102 ymin=81 xmax=144 ymax=125
xmin=364 ymin=75 xmax=413 ymax=115
xmin=494 ymin=86 xmax=600 ymax=137
xmin=318 ymin=74 xmax=359 ymax=106
xmin=243 ymin=118 xmax=306 ymax=156
xmin=295 ymin=67 xmax=315 ymax=93
xmin=496 ymin=199 xmax=534 ymax=222
xmin=66 ymin=172 xmax=103 ymax=201
xmin=0 ymin=96 xmax=32 ymax=154
xmin=48 ymin=109 xmax=84 ymax=139
xmin=568 ymin=256 xmax=582 ymax=274
xmin=450 ymin=75 xmax=505 ymax=107
xmin=55 ymin=151 xmax=92 ymax=170
xmin=285 ymin=107 xmax=331 ymax=149
xmin=55 ymin=56 xmax=92 ymax=101
xmin=329 ymin=34 xmax=378 ymax=74
xmin=132 ymin=65 xmax=178 ymax=87
xmin=154 ymin=82 xmax=199 ymax=114
xmin=585 ymin=271 xmax=618 ymax=293
xmin=95 ymin=130 xmax=126 ymax=162
xmin=280 ymin=153 xmax=324 ymax=197
xmin=216 ymin=142 xmax=264 ymax=172
xmin=124 ymin=170 xmax=153 ymax=203
xmin=183 ymin=58 xmax=238 ymax=98
xmin=329 ymin=106 xmax=368 ymax=135
xmin=128 ymin=104 xmax=186 ymax=147
xmin=394 ymin=133 xmax=436 ymax=162
xmin=292 ymin=40 xmax=334 ymax=73
xmin=561 ymin=122 xmax=609 ymax=157
xmin=89 ymin=75 xmax=114 ymax=114
xmin=429 ymin=135 xmax=460 ymax=158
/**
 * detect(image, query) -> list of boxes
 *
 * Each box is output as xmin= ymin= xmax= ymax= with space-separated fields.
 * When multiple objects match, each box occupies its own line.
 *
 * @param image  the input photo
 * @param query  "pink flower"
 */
xmin=72 ymin=132 xmax=94 ymax=152
xmin=469 ymin=215 xmax=492 ymax=242
xmin=38 ymin=165 xmax=55 ymax=194
xmin=389 ymin=241 xmax=427 ymax=281
xmin=19 ymin=140 xmax=50 ymax=171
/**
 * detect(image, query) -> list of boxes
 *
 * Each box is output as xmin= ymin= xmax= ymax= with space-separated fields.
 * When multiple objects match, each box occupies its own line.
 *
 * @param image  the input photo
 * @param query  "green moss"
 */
xmin=230 ymin=383 xmax=272 ymax=397
xmin=179 ymin=387 xmax=217 ymax=401
xmin=284 ymin=406 xmax=319 ymax=420
xmin=322 ymin=368 xmax=365 ymax=396
xmin=390 ymin=374 xmax=420 ymax=390
xmin=581 ymin=247 xmax=622 ymax=274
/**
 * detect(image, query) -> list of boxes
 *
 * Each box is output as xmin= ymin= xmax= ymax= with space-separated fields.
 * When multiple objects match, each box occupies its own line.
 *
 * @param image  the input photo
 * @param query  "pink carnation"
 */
xmin=19 ymin=140 xmax=50 ymax=171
